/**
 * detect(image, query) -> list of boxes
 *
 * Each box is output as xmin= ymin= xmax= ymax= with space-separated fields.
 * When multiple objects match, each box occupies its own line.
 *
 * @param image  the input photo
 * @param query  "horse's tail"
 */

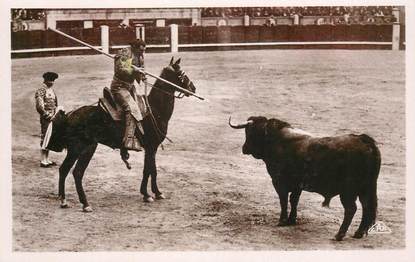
xmin=360 ymin=134 xmax=381 ymax=225
xmin=46 ymin=110 xmax=69 ymax=152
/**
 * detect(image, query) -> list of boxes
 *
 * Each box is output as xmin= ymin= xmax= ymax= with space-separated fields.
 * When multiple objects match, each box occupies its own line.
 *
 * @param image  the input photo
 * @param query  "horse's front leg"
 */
xmin=149 ymin=149 xmax=165 ymax=200
xmin=141 ymin=149 xmax=155 ymax=202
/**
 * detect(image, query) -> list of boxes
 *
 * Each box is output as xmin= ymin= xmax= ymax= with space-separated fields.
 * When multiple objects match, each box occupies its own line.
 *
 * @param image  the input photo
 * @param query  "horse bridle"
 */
xmin=143 ymin=68 xmax=193 ymax=142
xmin=147 ymin=69 xmax=191 ymax=98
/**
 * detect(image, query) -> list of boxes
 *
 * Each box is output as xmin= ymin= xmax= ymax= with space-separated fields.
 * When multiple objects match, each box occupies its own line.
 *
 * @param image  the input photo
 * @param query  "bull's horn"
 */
xmin=228 ymin=117 xmax=253 ymax=129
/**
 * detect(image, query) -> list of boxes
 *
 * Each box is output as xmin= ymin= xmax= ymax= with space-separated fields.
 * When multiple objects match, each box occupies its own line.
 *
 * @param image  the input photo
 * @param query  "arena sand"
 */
xmin=11 ymin=49 xmax=405 ymax=251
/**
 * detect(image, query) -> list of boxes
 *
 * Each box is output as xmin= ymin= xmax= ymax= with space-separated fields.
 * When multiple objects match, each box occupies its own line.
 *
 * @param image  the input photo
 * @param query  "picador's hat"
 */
xmin=130 ymin=38 xmax=146 ymax=49
xmin=43 ymin=72 xmax=59 ymax=82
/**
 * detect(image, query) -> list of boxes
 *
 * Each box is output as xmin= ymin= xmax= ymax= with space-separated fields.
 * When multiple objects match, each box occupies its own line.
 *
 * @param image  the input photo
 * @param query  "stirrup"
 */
xmin=123 ymin=136 xmax=143 ymax=152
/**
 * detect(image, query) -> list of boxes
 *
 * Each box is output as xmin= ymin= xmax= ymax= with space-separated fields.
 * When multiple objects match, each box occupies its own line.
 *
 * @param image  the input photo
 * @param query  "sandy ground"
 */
xmin=11 ymin=49 xmax=405 ymax=251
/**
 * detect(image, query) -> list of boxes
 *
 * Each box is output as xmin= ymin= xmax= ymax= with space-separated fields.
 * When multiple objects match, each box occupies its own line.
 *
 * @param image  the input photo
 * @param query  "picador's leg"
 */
xmin=112 ymin=86 xmax=143 ymax=152
xmin=123 ymin=111 xmax=142 ymax=151
xmin=120 ymin=119 xmax=145 ymax=168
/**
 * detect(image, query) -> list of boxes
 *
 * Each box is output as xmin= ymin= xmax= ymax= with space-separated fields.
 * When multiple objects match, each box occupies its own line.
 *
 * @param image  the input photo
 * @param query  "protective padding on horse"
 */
xmin=99 ymin=87 xmax=147 ymax=122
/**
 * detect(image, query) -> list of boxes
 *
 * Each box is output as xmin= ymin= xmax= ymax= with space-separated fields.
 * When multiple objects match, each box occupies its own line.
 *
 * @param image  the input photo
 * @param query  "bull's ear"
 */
xmin=265 ymin=118 xmax=289 ymax=138
xmin=265 ymin=119 xmax=278 ymax=137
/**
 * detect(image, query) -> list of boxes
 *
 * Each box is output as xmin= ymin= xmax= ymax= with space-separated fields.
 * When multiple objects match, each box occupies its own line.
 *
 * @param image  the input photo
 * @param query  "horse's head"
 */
xmin=159 ymin=57 xmax=196 ymax=97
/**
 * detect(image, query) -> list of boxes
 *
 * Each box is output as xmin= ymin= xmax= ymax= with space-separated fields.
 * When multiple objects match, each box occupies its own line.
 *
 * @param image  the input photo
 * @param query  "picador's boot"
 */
xmin=123 ymin=112 xmax=143 ymax=152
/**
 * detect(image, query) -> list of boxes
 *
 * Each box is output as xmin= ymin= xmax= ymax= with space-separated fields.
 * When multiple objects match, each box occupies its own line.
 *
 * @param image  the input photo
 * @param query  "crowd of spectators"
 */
xmin=12 ymin=9 xmax=46 ymax=21
xmin=12 ymin=7 xmax=396 ymax=25
xmin=201 ymin=6 xmax=396 ymax=24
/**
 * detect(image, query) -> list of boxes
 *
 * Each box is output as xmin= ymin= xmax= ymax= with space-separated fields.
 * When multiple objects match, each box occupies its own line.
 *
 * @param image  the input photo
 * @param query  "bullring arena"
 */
xmin=11 ymin=48 xmax=405 ymax=251
xmin=8 ymin=5 xmax=407 ymax=253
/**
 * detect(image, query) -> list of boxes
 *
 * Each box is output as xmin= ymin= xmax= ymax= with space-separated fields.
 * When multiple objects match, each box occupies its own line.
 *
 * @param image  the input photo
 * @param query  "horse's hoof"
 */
xmin=83 ymin=206 xmax=93 ymax=212
xmin=60 ymin=199 xmax=69 ymax=208
xmin=287 ymin=218 xmax=297 ymax=226
xmin=277 ymin=220 xmax=289 ymax=227
xmin=144 ymin=196 xmax=154 ymax=203
xmin=334 ymin=233 xmax=345 ymax=241
xmin=352 ymin=231 xmax=365 ymax=239
xmin=155 ymin=194 xmax=166 ymax=200
xmin=60 ymin=203 xmax=70 ymax=208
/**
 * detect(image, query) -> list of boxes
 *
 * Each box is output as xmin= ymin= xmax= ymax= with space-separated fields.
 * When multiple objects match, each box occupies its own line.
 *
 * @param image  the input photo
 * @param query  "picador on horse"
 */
xmin=110 ymin=39 xmax=147 ymax=153
xmin=42 ymin=27 xmax=199 ymax=210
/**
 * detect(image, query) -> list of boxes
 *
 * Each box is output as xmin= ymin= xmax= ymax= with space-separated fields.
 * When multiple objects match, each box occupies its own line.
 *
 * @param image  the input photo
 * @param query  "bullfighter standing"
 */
xmin=35 ymin=71 xmax=59 ymax=167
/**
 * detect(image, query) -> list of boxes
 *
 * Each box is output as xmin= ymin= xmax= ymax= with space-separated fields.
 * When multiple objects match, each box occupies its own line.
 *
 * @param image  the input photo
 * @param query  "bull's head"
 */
xmin=229 ymin=116 xmax=291 ymax=159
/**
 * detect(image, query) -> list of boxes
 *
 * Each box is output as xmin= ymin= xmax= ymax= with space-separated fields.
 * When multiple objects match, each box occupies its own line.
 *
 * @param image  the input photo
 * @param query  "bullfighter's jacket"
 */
xmin=110 ymin=47 xmax=146 ymax=113
xmin=35 ymin=84 xmax=58 ymax=145
xmin=113 ymin=47 xmax=145 ymax=85
xmin=35 ymin=84 xmax=57 ymax=120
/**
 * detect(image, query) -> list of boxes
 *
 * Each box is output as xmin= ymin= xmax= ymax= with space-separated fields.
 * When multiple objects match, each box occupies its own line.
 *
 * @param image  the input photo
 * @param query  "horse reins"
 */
xmin=145 ymin=81 xmax=186 ymax=99
xmin=142 ymin=73 xmax=189 ymax=143
xmin=143 ymin=80 xmax=174 ymax=143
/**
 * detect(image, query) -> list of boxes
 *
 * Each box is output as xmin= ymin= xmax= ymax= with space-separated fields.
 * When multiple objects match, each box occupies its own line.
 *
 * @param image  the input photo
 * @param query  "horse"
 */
xmin=47 ymin=57 xmax=196 ymax=212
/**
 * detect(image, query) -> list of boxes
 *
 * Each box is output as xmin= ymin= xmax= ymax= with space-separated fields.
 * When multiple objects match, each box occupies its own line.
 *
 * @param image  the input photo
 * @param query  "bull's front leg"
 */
xmin=272 ymin=179 xmax=289 ymax=226
xmin=287 ymin=188 xmax=302 ymax=225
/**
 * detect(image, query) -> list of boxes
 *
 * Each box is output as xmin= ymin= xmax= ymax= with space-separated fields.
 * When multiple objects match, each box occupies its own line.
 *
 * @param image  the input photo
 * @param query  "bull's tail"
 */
xmin=360 ymin=134 xmax=381 ymax=225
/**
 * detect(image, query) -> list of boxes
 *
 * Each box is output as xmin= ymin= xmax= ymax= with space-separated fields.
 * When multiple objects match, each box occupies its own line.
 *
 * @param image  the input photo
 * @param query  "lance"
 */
xmin=48 ymin=27 xmax=205 ymax=100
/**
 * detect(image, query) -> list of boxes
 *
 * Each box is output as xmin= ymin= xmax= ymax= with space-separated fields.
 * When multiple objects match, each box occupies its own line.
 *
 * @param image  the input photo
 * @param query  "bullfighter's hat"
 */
xmin=42 ymin=72 xmax=59 ymax=82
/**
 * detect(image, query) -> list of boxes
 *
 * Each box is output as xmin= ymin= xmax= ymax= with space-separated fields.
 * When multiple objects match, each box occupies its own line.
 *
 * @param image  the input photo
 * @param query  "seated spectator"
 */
xmin=265 ymin=15 xmax=276 ymax=26
xmin=292 ymin=13 xmax=301 ymax=25
xmin=367 ymin=15 xmax=375 ymax=23
xmin=344 ymin=12 xmax=351 ymax=24
xmin=316 ymin=17 xmax=325 ymax=25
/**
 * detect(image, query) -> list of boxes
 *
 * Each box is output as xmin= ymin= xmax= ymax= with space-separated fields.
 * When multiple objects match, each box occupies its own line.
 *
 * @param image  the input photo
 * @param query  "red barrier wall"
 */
xmin=11 ymin=24 xmax=399 ymax=58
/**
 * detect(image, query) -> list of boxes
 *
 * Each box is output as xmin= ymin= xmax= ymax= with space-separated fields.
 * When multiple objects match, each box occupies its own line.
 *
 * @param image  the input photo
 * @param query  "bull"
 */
xmin=229 ymin=116 xmax=381 ymax=241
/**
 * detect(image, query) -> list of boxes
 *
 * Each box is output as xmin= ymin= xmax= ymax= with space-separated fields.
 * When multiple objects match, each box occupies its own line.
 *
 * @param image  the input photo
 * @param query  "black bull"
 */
xmin=229 ymin=116 xmax=381 ymax=241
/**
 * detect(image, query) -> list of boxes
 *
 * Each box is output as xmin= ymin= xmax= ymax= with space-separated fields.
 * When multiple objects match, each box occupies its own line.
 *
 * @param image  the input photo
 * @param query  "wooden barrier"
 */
xmin=11 ymin=24 xmax=401 ymax=58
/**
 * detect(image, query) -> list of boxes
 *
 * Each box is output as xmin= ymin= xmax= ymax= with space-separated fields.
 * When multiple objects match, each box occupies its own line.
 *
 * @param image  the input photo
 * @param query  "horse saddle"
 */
xmin=98 ymin=87 xmax=148 ymax=122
